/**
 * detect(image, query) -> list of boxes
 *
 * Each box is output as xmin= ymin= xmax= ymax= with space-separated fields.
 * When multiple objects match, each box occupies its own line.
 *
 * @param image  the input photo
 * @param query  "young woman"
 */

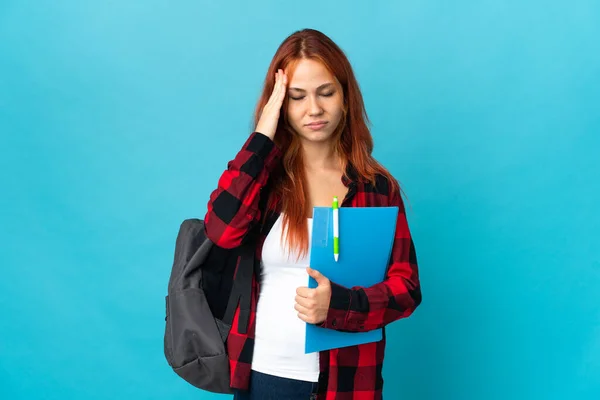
xmin=204 ymin=28 xmax=421 ymax=400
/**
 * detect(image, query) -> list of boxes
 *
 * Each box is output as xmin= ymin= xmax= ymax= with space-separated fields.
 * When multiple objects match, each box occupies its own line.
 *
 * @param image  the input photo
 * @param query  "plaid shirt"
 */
xmin=204 ymin=132 xmax=421 ymax=400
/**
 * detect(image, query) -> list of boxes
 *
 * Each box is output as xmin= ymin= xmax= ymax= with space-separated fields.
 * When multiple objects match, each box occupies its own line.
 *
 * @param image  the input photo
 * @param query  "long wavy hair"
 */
xmin=253 ymin=29 xmax=399 ymax=259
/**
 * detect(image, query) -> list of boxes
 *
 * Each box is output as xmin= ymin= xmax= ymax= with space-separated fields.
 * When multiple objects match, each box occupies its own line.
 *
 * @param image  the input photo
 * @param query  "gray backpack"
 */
xmin=163 ymin=219 xmax=254 ymax=393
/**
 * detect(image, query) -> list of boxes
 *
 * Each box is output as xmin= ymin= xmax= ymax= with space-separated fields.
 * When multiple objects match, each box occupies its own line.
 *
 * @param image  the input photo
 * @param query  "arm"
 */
xmin=318 ymin=187 xmax=422 ymax=332
xmin=204 ymin=132 xmax=282 ymax=249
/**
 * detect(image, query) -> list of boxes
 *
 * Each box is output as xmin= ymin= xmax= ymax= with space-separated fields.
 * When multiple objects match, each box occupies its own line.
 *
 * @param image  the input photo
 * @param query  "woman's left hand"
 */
xmin=295 ymin=267 xmax=332 ymax=324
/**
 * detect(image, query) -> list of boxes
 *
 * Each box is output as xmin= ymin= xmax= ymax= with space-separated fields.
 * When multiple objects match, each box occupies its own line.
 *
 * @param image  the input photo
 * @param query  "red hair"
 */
xmin=253 ymin=29 xmax=399 ymax=259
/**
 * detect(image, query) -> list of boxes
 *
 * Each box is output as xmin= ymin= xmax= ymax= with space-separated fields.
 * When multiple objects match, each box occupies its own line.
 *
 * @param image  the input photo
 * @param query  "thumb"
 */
xmin=307 ymin=267 xmax=328 ymax=285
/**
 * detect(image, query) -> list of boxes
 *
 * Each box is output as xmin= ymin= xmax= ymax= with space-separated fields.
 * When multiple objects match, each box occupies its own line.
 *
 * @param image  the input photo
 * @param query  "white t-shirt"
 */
xmin=251 ymin=214 xmax=320 ymax=382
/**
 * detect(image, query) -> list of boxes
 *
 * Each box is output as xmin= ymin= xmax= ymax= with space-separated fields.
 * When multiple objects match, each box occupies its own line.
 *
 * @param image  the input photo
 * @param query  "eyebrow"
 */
xmin=288 ymin=82 xmax=334 ymax=92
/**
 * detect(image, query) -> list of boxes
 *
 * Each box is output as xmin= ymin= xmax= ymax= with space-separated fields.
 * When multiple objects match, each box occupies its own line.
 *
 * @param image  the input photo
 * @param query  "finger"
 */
xmin=271 ymin=71 xmax=285 ymax=106
xmin=279 ymin=71 xmax=287 ymax=91
xmin=294 ymin=303 xmax=310 ymax=315
xmin=275 ymin=82 xmax=284 ymax=103
xmin=296 ymin=286 xmax=312 ymax=298
xmin=266 ymin=71 xmax=280 ymax=106
xmin=281 ymin=73 xmax=288 ymax=93
xmin=307 ymin=267 xmax=320 ymax=280
xmin=295 ymin=295 xmax=315 ymax=309
xmin=274 ymin=72 xmax=286 ymax=102
xmin=277 ymin=69 xmax=286 ymax=88
xmin=278 ymin=86 xmax=287 ymax=105
xmin=268 ymin=70 xmax=280 ymax=95
xmin=297 ymin=312 xmax=311 ymax=323
xmin=275 ymin=69 xmax=281 ymax=87
xmin=307 ymin=267 xmax=327 ymax=285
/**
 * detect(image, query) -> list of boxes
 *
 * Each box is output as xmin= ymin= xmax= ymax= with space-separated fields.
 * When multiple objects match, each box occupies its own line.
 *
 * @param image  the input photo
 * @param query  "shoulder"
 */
xmin=361 ymin=172 xmax=402 ymax=207
xmin=363 ymin=172 xmax=399 ymax=196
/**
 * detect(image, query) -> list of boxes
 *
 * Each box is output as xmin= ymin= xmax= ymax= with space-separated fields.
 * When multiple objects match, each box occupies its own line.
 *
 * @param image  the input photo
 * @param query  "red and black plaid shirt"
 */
xmin=204 ymin=132 xmax=421 ymax=400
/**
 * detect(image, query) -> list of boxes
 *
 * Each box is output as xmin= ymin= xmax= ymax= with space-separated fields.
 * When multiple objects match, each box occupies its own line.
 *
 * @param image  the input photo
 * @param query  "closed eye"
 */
xmin=289 ymin=92 xmax=335 ymax=101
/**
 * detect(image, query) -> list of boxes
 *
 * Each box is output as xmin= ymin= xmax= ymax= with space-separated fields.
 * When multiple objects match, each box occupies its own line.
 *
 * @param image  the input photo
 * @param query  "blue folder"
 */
xmin=305 ymin=206 xmax=399 ymax=354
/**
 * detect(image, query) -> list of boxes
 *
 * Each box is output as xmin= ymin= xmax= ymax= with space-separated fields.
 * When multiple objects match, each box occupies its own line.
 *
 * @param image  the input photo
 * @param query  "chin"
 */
xmin=298 ymin=127 xmax=335 ymax=142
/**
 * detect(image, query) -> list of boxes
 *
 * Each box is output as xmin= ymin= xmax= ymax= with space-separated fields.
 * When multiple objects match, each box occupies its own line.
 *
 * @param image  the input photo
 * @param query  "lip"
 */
xmin=306 ymin=121 xmax=328 ymax=126
xmin=305 ymin=121 xmax=328 ymax=130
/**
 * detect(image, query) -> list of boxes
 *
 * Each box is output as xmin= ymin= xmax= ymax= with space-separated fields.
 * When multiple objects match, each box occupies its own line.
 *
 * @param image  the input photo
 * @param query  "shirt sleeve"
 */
xmin=318 ymin=185 xmax=422 ymax=332
xmin=204 ymin=132 xmax=282 ymax=249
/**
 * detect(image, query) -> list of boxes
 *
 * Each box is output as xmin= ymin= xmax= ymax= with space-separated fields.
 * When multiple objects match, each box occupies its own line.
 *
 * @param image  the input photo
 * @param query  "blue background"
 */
xmin=1 ymin=1 xmax=598 ymax=399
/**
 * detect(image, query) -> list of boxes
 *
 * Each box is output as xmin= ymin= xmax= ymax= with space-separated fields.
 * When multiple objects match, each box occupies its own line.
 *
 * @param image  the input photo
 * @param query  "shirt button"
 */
xmin=332 ymin=319 xmax=337 ymax=327
xmin=360 ymin=325 xmax=365 ymax=330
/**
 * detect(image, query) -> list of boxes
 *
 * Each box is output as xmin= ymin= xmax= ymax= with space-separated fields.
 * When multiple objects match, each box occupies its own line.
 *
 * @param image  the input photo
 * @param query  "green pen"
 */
xmin=333 ymin=196 xmax=339 ymax=262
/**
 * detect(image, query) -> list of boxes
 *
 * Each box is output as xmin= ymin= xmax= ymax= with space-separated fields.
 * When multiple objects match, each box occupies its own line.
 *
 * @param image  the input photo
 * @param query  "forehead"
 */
xmin=287 ymin=59 xmax=335 ymax=87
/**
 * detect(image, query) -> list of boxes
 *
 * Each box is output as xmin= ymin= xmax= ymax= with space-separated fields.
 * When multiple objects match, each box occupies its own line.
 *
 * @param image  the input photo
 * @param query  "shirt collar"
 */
xmin=342 ymin=162 xmax=359 ymax=188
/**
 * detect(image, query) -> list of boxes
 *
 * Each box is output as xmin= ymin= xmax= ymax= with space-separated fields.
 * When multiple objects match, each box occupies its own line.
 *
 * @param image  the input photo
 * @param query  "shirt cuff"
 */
xmin=319 ymin=282 xmax=352 ymax=330
xmin=243 ymin=131 xmax=282 ymax=170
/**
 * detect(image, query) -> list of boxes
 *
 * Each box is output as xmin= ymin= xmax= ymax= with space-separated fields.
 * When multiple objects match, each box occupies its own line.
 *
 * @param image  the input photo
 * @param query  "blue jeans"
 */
xmin=233 ymin=370 xmax=318 ymax=400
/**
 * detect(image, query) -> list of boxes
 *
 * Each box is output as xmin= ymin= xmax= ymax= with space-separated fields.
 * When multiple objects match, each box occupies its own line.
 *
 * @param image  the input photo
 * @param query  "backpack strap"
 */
xmin=222 ymin=244 xmax=254 ymax=334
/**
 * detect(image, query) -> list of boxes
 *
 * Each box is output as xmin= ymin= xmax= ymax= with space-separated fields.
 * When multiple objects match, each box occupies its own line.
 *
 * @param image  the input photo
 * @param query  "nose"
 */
xmin=307 ymin=95 xmax=324 ymax=116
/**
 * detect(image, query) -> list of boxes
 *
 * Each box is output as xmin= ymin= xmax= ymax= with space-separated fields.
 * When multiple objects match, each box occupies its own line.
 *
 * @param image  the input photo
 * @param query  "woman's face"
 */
xmin=285 ymin=59 xmax=345 ymax=145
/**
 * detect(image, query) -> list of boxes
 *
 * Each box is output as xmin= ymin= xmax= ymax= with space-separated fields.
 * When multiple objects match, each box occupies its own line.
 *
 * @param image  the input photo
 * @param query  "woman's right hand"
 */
xmin=255 ymin=69 xmax=288 ymax=141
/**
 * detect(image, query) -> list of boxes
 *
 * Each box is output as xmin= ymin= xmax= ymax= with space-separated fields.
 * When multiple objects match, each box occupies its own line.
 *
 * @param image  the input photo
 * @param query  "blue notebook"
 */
xmin=305 ymin=206 xmax=399 ymax=354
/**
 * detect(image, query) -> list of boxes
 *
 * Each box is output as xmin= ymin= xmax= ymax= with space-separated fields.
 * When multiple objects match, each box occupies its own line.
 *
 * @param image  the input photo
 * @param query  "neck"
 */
xmin=300 ymin=139 xmax=341 ymax=172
